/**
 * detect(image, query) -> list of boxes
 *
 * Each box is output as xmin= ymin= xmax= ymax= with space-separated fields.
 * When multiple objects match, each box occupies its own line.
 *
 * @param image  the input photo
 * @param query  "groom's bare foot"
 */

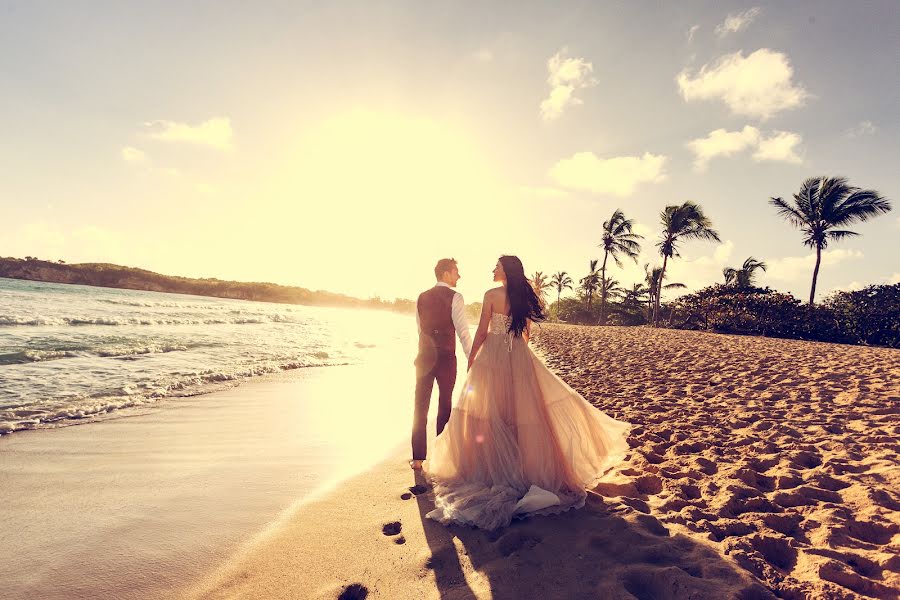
xmin=409 ymin=459 xmax=424 ymax=470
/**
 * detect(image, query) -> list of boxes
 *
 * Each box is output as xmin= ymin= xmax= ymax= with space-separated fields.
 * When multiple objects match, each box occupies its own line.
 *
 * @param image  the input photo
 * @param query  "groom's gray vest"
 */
xmin=417 ymin=286 xmax=456 ymax=358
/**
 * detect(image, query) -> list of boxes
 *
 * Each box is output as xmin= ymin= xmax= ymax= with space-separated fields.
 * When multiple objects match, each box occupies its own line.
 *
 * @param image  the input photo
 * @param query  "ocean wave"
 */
xmin=0 ymin=357 xmax=343 ymax=435
xmin=98 ymin=298 xmax=222 ymax=309
xmin=0 ymin=395 xmax=158 ymax=434
xmin=0 ymin=350 xmax=82 ymax=365
xmin=0 ymin=316 xmax=64 ymax=326
xmin=0 ymin=314 xmax=300 ymax=327
xmin=0 ymin=343 xmax=188 ymax=364
xmin=94 ymin=343 xmax=188 ymax=358
xmin=0 ymin=278 xmax=410 ymax=438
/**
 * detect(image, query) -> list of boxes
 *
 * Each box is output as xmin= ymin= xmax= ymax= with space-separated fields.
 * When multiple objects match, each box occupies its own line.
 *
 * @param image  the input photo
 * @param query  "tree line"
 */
xmin=529 ymin=176 xmax=893 ymax=338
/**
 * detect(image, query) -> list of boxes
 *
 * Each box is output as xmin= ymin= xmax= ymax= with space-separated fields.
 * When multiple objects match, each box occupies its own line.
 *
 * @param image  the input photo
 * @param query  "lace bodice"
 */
xmin=489 ymin=312 xmax=512 ymax=335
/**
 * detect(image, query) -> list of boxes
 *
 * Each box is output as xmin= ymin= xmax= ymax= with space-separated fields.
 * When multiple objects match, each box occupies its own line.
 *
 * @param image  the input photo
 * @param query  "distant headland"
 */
xmin=0 ymin=257 xmax=416 ymax=313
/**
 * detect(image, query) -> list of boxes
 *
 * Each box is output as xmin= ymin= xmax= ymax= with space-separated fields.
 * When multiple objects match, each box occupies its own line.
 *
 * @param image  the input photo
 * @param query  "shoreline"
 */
xmin=0 ymin=360 xmax=353 ymax=437
xmin=0 ymin=350 xmax=426 ymax=600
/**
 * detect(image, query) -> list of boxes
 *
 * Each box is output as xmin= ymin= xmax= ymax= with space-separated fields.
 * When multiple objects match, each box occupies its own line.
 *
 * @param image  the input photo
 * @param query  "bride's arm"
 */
xmin=523 ymin=319 xmax=531 ymax=343
xmin=467 ymin=292 xmax=493 ymax=370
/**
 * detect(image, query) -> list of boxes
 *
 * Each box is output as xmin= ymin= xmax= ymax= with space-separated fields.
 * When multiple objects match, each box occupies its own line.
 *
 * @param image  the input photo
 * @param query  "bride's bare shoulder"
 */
xmin=483 ymin=286 xmax=505 ymax=300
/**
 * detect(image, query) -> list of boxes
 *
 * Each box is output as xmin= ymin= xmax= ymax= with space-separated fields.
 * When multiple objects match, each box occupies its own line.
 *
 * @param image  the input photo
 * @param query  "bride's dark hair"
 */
xmin=499 ymin=255 xmax=545 ymax=337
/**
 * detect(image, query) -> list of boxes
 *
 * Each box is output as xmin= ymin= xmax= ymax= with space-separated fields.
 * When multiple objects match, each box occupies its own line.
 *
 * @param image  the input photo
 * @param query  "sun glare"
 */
xmin=254 ymin=110 xmax=506 ymax=297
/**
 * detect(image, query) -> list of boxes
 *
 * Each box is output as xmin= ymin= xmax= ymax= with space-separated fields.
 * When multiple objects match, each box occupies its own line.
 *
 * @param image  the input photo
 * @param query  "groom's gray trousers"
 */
xmin=412 ymin=351 xmax=457 ymax=461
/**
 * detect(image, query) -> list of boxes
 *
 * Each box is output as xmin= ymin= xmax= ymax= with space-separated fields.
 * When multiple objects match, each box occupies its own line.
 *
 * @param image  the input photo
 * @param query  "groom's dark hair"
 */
xmin=434 ymin=258 xmax=457 ymax=280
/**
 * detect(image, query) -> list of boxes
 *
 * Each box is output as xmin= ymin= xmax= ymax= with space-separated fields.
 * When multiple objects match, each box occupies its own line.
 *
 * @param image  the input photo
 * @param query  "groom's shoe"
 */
xmin=409 ymin=459 xmax=424 ymax=470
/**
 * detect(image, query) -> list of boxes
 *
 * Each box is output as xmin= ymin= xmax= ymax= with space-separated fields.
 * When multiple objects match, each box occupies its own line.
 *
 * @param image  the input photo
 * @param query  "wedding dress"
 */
xmin=426 ymin=313 xmax=631 ymax=530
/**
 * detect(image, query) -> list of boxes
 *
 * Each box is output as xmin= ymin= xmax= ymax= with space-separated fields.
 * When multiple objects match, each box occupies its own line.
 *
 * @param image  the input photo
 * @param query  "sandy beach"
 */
xmin=183 ymin=325 xmax=899 ymax=600
xmin=4 ymin=325 xmax=897 ymax=599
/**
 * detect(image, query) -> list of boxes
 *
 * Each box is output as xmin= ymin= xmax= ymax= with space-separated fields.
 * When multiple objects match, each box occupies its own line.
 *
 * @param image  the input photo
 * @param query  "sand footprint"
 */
xmin=495 ymin=531 xmax=542 ymax=556
xmin=337 ymin=583 xmax=369 ymax=600
xmin=382 ymin=521 xmax=402 ymax=536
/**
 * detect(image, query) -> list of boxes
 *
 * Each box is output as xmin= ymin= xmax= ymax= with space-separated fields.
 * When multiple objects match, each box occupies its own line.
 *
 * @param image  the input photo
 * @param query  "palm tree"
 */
xmin=580 ymin=259 xmax=601 ymax=309
xmin=723 ymin=257 xmax=767 ymax=287
xmin=623 ymin=282 xmax=650 ymax=307
xmin=549 ymin=271 xmax=573 ymax=321
xmin=600 ymin=277 xmax=624 ymax=300
xmin=654 ymin=202 xmax=721 ymax=326
xmin=530 ymin=271 xmax=549 ymax=309
xmin=770 ymin=176 xmax=891 ymax=305
xmin=644 ymin=264 xmax=659 ymax=320
xmin=645 ymin=264 xmax=686 ymax=323
xmin=598 ymin=209 xmax=643 ymax=325
xmin=595 ymin=277 xmax=625 ymax=324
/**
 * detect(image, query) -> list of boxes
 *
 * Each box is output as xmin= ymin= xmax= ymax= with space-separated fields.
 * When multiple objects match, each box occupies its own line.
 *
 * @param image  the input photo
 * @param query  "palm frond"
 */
xmin=826 ymin=229 xmax=860 ymax=241
xmin=769 ymin=197 xmax=807 ymax=228
xmin=830 ymin=189 xmax=893 ymax=226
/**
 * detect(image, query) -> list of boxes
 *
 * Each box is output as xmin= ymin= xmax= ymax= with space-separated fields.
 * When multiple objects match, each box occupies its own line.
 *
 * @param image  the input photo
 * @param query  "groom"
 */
xmin=410 ymin=258 xmax=472 ymax=470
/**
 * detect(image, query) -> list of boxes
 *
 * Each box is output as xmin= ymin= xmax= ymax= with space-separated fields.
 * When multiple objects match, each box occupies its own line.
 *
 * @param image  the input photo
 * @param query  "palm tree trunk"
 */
xmin=654 ymin=255 xmax=669 ymax=327
xmin=809 ymin=245 xmax=822 ymax=306
xmin=599 ymin=251 xmax=609 ymax=325
xmin=556 ymin=290 xmax=561 ymax=322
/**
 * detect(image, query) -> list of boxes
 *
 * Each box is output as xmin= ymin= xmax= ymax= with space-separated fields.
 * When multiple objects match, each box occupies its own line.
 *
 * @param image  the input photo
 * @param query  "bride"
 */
xmin=425 ymin=255 xmax=631 ymax=530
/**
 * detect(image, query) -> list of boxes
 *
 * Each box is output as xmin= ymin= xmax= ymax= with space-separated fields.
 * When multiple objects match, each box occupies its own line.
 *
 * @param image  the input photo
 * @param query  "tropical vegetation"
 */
xmin=536 ymin=175 xmax=894 ymax=347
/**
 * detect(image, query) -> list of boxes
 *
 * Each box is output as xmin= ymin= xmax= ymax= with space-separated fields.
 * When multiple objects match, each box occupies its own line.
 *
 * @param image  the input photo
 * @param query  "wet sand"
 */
xmin=0 ymin=353 xmax=417 ymax=600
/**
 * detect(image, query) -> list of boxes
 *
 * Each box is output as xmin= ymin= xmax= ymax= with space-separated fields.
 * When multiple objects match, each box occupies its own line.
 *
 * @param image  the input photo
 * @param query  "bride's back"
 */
xmin=486 ymin=286 xmax=511 ymax=316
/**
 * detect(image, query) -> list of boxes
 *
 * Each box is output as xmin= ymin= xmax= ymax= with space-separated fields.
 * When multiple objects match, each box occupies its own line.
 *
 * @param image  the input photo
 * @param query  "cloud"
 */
xmin=540 ymin=48 xmax=597 ymax=121
xmin=662 ymin=240 xmax=735 ymax=294
xmin=676 ymin=49 xmax=809 ymax=120
xmin=846 ymin=120 xmax=877 ymax=138
xmin=686 ymin=126 xmax=803 ymax=170
xmin=715 ymin=7 xmax=762 ymax=37
xmin=687 ymin=25 xmax=700 ymax=43
xmin=753 ymin=131 xmax=803 ymax=163
xmin=765 ymin=249 xmax=864 ymax=283
xmin=833 ymin=281 xmax=865 ymax=293
xmin=549 ymin=152 xmax=668 ymax=197
xmin=687 ymin=126 xmax=761 ymax=171
xmin=121 ymin=146 xmax=147 ymax=163
xmin=829 ymin=272 xmax=900 ymax=296
xmin=144 ymin=117 xmax=234 ymax=150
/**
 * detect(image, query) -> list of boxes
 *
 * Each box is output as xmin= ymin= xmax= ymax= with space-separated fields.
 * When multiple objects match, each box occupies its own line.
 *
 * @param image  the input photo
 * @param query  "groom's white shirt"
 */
xmin=416 ymin=282 xmax=473 ymax=358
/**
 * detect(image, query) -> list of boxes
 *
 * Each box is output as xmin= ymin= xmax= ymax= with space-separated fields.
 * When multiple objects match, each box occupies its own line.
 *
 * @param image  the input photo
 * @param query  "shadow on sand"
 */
xmin=412 ymin=471 xmax=775 ymax=600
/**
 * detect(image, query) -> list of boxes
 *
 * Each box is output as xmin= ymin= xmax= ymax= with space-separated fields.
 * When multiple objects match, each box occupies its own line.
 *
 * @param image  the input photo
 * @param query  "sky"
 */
xmin=2 ymin=1 xmax=898 ymax=305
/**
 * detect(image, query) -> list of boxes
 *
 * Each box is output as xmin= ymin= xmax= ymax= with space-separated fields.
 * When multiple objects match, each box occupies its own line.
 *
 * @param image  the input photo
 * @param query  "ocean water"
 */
xmin=0 ymin=277 xmax=414 ymax=435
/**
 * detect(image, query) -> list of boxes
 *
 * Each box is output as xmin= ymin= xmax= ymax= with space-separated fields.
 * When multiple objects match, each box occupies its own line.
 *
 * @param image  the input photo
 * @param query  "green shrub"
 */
xmin=823 ymin=284 xmax=900 ymax=347
xmin=667 ymin=284 xmax=898 ymax=348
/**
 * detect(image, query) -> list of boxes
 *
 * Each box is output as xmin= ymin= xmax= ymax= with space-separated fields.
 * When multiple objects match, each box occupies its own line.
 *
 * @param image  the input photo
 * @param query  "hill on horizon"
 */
xmin=0 ymin=256 xmax=416 ymax=313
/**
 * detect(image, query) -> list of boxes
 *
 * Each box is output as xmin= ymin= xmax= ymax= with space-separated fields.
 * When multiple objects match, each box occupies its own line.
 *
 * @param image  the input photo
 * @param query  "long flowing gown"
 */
xmin=426 ymin=313 xmax=632 ymax=530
